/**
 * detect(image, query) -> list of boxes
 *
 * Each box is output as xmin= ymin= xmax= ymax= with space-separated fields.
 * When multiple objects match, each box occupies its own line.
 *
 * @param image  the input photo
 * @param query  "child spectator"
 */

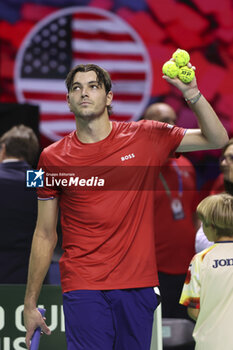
xmin=180 ymin=193 xmax=233 ymax=350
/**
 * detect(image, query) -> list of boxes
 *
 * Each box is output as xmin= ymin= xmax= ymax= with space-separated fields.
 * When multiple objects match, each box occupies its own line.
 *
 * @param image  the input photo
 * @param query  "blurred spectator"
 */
xmin=144 ymin=103 xmax=199 ymax=321
xmin=195 ymin=138 xmax=233 ymax=253
xmin=210 ymin=138 xmax=233 ymax=195
xmin=0 ymin=125 xmax=39 ymax=283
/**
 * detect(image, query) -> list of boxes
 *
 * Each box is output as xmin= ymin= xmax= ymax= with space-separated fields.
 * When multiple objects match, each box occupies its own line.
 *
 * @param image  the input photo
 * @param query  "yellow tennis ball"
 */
xmin=172 ymin=49 xmax=190 ymax=67
xmin=162 ymin=61 xmax=179 ymax=78
xmin=178 ymin=66 xmax=195 ymax=83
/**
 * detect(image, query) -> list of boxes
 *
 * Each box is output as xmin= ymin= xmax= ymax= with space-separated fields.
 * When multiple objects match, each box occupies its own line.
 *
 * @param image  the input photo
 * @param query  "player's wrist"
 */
xmin=24 ymin=301 xmax=37 ymax=311
xmin=185 ymin=91 xmax=202 ymax=105
xmin=183 ymin=88 xmax=200 ymax=101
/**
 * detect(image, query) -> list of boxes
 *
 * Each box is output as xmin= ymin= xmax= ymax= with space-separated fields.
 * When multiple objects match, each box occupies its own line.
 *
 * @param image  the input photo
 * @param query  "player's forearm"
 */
xmin=24 ymin=230 xmax=57 ymax=310
xmin=162 ymin=54 xmax=229 ymax=148
xmin=184 ymin=90 xmax=229 ymax=148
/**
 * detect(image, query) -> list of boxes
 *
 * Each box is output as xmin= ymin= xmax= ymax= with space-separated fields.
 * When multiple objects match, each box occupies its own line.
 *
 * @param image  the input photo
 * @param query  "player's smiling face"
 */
xmin=67 ymin=70 xmax=112 ymax=120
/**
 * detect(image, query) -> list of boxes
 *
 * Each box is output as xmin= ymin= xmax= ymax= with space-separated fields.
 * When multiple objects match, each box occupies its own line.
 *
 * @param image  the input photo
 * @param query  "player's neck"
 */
xmin=76 ymin=116 xmax=112 ymax=144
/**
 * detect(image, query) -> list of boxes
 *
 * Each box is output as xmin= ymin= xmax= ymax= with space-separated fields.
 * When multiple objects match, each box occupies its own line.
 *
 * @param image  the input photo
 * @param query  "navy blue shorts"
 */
xmin=63 ymin=288 xmax=159 ymax=350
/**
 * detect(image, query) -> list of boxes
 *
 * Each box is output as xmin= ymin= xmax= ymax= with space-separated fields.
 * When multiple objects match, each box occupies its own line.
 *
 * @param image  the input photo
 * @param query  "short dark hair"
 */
xmin=0 ymin=125 xmax=39 ymax=166
xmin=65 ymin=64 xmax=113 ymax=115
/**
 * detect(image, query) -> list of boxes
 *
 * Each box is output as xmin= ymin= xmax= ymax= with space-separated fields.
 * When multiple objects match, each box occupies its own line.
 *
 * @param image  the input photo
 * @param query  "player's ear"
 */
xmin=66 ymin=94 xmax=72 ymax=111
xmin=106 ymin=91 xmax=113 ymax=106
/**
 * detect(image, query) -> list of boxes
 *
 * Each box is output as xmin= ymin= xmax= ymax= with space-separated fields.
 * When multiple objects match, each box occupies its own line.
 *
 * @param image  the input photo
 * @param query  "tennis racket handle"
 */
xmin=30 ymin=308 xmax=46 ymax=350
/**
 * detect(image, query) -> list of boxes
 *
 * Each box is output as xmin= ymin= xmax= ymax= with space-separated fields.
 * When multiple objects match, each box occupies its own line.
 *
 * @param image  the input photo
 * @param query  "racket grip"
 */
xmin=30 ymin=308 xmax=46 ymax=350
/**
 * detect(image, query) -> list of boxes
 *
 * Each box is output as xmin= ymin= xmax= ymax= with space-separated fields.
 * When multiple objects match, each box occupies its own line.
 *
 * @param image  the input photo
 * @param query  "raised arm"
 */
xmin=163 ymin=66 xmax=229 ymax=152
xmin=24 ymin=198 xmax=59 ymax=349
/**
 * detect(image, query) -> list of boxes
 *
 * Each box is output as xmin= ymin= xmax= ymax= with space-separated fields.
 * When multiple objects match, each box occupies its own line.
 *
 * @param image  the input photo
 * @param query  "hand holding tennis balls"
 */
xmin=162 ymin=48 xmax=195 ymax=84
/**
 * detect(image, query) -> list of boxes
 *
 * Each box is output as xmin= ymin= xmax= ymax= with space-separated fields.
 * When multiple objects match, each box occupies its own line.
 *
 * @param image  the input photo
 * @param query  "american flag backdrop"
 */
xmin=14 ymin=7 xmax=151 ymax=141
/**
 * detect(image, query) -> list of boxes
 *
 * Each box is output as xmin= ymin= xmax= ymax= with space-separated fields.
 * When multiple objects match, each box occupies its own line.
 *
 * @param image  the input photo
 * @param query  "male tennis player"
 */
xmin=24 ymin=63 xmax=228 ymax=350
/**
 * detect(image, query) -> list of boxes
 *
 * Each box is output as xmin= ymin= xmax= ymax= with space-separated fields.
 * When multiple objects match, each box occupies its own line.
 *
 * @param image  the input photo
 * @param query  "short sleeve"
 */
xmin=179 ymin=254 xmax=201 ymax=309
xmin=145 ymin=120 xmax=185 ymax=144
xmin=37 ymin=150 xmax=60 ymax=200
xmin=139 ymin=120 xmax=186 ymax=163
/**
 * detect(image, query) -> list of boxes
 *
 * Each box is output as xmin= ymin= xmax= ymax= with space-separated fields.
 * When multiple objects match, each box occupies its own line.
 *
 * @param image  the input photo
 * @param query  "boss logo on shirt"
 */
xmin=121 ymin=153 xmax=135 ymax=162
xmin=212 ymin=258 xmax=233 ymax=268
